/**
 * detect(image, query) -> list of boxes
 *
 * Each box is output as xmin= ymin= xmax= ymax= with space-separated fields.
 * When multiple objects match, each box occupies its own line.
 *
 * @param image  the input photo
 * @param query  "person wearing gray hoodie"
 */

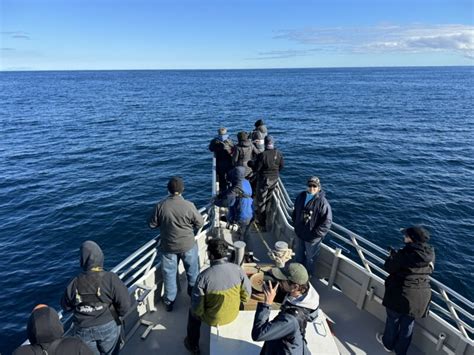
xmin=61 ymin=241 xmax=131 ymax=355
xmin=252 ymin=263 xmax=320 ymax=355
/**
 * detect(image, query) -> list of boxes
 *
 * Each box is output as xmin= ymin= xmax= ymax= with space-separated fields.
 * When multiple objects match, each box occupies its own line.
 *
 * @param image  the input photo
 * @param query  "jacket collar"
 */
xmin=211 ymin=257 xmax=228 ymax=266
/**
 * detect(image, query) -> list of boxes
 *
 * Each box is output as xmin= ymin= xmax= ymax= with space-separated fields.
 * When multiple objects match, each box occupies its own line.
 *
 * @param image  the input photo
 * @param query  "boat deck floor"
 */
xmin=120 ymin=227 xmax=423 ymax=354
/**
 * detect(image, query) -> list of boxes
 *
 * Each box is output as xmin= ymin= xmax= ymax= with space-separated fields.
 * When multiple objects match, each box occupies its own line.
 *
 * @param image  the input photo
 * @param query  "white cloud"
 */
xmin=274 ymin=24 xmax=474 ymax=59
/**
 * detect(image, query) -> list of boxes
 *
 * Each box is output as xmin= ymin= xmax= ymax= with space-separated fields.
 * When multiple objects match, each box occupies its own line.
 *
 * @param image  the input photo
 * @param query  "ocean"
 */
xmin=0 ymin=67 xmax=472 ymax=352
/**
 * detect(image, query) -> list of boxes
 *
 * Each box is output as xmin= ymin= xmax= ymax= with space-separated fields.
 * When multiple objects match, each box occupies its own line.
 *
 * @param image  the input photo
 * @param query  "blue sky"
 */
xmin=1 ymin=0 xmax=473 ymax=70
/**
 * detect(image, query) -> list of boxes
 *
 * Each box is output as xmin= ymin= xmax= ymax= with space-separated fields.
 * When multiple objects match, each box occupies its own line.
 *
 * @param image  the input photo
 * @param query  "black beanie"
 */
xmin=167 ymin=176 xmax=184 ymax=194
xmin=404 ymin=226 xmax=430 ymax=243
xmin=255 ymin=119 xmax=264 ymax=127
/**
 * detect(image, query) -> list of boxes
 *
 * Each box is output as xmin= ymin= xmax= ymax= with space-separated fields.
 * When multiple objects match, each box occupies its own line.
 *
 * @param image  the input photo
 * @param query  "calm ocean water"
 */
xmin=0 ymin=67 xmax=473 ymax=352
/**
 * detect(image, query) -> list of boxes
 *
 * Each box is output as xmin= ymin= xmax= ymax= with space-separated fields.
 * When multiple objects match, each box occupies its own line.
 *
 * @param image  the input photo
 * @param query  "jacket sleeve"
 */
xmin=232 ymin=147 xmax=239 ymax=166
xmin=148 ymin=203 xmax=161 ymax=229
xmin=192 ymin=204 xmax=204 ymax=230
xmin=60 ymin=279 xmax=76 ymax=312
xmin=111 ymin=273 xmax=131 ymax=317
xmin=209 ymin=139 xmax=215 ymax=152
xmin=384 ymin=249 xmax=404 ymax=274
xmin=279 ymin=152 xmax=284 ymax=171
xmin=252 ymin=303 xmax=297 ymax=341
xmin=313 ymin=199 xmax=332 ymax=239
xmin=214 ymin=190 xmax=236 ymax=208
xmin=240 ymin=271 xmax=252 ymax=303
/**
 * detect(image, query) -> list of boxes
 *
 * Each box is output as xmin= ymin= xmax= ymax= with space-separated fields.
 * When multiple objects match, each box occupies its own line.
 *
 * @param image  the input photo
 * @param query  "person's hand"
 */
xmin=263 ymin=281 xmax=279 ymax=305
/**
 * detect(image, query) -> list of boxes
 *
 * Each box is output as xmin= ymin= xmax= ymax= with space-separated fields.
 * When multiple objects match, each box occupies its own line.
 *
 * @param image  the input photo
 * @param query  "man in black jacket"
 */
xmin=376 ymin=226 xmax=435 ymax=355
xmin=61 ymin=241 xmax=131 ymax=355
xmin=14 ymin=304 xmax=93 ymax=355
xmin=209 ymin=127 xmax=234 ymax=191
xmin=252 ymin=135 xmax=284 ymax=230
xmin=292 ymin=176 xmax=332 ymax=275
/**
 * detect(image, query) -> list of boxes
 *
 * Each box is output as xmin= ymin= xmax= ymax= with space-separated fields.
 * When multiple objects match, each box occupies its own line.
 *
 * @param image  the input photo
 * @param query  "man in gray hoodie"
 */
xmin=149 ymin=176 xmax=204 ymax=312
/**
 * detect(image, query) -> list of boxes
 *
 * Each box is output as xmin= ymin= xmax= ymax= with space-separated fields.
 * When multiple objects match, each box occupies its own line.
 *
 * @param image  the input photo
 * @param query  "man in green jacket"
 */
xmin=184 ymin=238 xmax=252 ymax=354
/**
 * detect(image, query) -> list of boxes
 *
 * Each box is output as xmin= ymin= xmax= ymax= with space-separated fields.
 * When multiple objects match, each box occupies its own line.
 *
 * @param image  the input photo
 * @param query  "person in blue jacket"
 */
xmin=214 ymin=166 xmax=254 ymax=246
xmin=252 ymin=263 xmax=320 ymax=355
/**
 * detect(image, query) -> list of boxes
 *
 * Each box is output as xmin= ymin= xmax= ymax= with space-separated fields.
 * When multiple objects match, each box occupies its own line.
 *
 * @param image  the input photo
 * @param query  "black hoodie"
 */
xmin=13 ymin=306 xmax=92 ymax=355
xmin=61 ymin=241 xmax=131 ymax=328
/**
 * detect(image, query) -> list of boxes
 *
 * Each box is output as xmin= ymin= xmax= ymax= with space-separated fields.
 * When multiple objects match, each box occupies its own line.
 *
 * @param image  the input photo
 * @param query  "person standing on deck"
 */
xmin=232 ymin=131 xmax=258 ymax=179
xmin=149 ymin=176 xmax=204 ymax=312
xmin=252 ymin=263 xmax=320 ymax=355
xmin=184 ymin=238 xmax=252 ymax=355
xmin=292 ymin=176 xmax=332 ymax=275
xmin=251 ymin=135 xmax=284 ymax=230
xmin=213 ymin=166 xmax=254 ymax=249
xmin=250 ymin=119 xmax=268 ymax=155
xmin=209 ymin=127 xmax=234 ymax=192
xmin=60 ymin=241 xmax=131 ymax=355
xmin=376 ymin=226 xmax=435 ymax=355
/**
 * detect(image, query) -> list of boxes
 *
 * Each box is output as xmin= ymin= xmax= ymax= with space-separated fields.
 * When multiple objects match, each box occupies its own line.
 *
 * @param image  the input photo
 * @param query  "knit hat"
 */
xmin=237 ymin=131 xmax=248 ymax=142
xmin=271 ymin=263 xmax=309 ymax=285
xmin=167 ymin=176 xmax=184 ymax=194
xmin=264 ymin=135 xmax=274 ymax=149
xmin=255 ymin=119 xmax=264 ymax=127
xmin=218 ymin=127 xmax=227 ymax=135
xmin=403 ymin=226 xmax=430 ymax=243
xmin=307 ymin=176 xmax=321 ymax=188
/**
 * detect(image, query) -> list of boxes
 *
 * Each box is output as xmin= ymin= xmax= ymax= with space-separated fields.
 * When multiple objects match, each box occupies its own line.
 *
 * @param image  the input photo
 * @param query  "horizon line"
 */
xmin=1 ymin=64 xmax=473 ymax=73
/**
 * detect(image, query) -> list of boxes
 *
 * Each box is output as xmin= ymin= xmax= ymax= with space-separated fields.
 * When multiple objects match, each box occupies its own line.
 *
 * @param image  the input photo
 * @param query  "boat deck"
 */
xmin=120 ymin=226 xmax=424 ymax=354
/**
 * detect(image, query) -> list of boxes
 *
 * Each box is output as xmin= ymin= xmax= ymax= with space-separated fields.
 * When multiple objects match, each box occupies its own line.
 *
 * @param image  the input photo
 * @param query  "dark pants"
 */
xmin=255 ymin=176 xmax=278 ymax=227
xmin=186 ymin=310 xmax=202 ymax=348
xmin=382 ymin=308 xmax=415 ymax=355
xmin=216 ymin=166 xmax=231 ymax=192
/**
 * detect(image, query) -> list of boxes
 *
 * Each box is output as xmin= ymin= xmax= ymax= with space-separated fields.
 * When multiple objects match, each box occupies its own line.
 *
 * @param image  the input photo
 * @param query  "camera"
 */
xmin=263 ymin=273 xmax=278 ymax=288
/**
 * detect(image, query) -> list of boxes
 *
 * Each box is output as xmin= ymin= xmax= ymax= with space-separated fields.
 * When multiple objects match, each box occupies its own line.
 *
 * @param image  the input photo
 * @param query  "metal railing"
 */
xmin=273 ymin=178 xmax=473 ymax=344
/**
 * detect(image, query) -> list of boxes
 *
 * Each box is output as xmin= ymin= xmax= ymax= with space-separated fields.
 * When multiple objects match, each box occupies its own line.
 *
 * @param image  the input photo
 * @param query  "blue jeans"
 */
xmin=382 ymin=308 xmax=415 ymax=355
xmin=293 ymin=236 xmax=322 ymax=275
xmin=162 ymin=243 xmax=199 ymax=303
xmin=73 ymin=320 xmax=120 ymax=355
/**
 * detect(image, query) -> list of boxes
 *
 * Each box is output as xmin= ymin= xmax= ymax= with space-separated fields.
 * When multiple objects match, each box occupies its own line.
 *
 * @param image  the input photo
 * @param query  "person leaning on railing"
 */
xmin=376 ymin=226 xmax=435 ymax=355
xmin=60 ymin=241 xmax=131 ymax=355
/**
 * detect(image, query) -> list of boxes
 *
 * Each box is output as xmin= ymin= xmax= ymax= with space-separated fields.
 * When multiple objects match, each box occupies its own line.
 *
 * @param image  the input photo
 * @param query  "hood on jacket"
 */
xmin=258 ymin=125 xmax=267 ymax=134
xmin=27 ymin=306 xmax=64 ymax=345
xmin=238 ymin=139 xmax=252 ymax=148
xmin=404 ymin=242 xmax=435 ymax=268
xmin=80 ymin=240 xmax=104 ymax=271
xmin=228 ymin=166 xmax=246 ymax=187
xmin=286 ymin=284 xmax=320 ymax=321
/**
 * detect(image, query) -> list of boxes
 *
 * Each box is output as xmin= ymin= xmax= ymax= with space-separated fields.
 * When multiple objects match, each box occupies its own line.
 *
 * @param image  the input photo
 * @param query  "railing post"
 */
xmin=439 ymin=288 xmax=469 ymax=338
xmin=328 ymin=248 xmax=342 ymax=289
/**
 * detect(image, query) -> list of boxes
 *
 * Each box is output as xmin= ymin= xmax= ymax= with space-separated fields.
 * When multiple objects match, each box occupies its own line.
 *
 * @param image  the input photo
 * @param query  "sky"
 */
xmin=0 ymin=0 xmax=473 ymax=71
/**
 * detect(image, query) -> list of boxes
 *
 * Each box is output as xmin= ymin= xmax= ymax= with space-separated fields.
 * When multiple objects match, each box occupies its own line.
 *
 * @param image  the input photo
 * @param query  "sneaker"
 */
xmin=163 ymin=299 xmax=174 ymax=312
xmin=375 ymin=332 xmax=392 ymax=352
xmin=184 ymin=337 xmax=200 ymax=354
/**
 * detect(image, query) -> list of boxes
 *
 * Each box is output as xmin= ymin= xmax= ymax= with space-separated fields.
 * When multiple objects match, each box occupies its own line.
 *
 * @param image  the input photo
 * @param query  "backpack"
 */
xmin=281 ymin=304 xmax=311 ymax=343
